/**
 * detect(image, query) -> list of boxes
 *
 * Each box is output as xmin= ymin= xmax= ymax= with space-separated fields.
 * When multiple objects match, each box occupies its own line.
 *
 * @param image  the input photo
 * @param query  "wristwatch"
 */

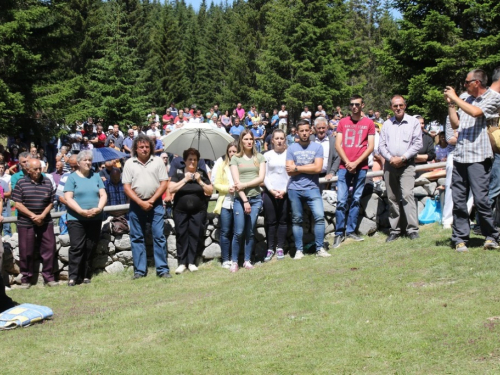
xmin=294 ymin=166 xmax=298 ymax=172
xmin=401 ymin=156 xmax=407 ymax=162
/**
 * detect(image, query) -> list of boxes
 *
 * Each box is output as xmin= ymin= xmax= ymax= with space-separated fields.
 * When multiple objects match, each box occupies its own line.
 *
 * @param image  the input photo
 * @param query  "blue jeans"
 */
xmin=2 ymin=201 xmax=11 ymax=237
xmin=288 ymin=189 xmax=325 ymax=251
xmin=231 ymin=196 xmax=262 ymax=262
xmin=220 ymin=207 xmax=233 ymax=263
xmin=129 ymin=199 xmax=169 ymax=276
xmin=335 ymin=168 xmax=367 ymax=236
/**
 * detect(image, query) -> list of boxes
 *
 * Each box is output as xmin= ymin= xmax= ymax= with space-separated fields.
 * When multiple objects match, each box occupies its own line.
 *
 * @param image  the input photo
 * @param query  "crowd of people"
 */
xmin=1 ymin=66 xmax=500 ymax=300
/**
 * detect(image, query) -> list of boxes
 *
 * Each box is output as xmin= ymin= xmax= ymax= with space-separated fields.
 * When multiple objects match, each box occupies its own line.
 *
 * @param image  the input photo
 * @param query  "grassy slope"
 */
xmin=3 ymin=224 xmax=500 ymax=374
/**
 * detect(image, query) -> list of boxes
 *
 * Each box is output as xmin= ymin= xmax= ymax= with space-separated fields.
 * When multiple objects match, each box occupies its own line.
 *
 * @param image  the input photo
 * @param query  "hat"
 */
xmin=108 ymin=125 xmax=113 ymax=130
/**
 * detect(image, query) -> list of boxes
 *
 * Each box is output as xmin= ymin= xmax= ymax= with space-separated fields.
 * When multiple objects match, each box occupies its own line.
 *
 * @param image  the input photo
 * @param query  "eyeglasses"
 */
xmin=349 ymin=103 xmax=362 ymax=107
xmin=464 ymin=79 xmax=477 ymax=85
xmin=392 ymin=104 xmax=405 ymax=108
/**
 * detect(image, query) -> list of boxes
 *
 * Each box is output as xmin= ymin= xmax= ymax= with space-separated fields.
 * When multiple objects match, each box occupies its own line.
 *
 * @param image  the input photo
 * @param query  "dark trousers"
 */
xmin=174 ymin=210 xmax=206 ymax=266
xmin=67 ymin=220 xmax=102 ymax=282
xmin=452 ymin=160 xmax=499 ymax=244
xmin=0 ymin=255 xmax=14 ymax=312
xmin=18 ymin=223 xmax=56 ymax=284
xmin=262 ymin=190 xmax=289 ymax=250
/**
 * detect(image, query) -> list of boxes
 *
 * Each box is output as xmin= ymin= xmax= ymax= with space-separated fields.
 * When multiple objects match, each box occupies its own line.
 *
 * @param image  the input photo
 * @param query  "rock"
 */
xmin=437 ymin=178 xmax=446 ymax=187
xmin=108 ymin=242 xmax=116 ymax=255
xmin=93 ymin=254 xmax=112 ymax=269
xmin=116 ymin=251 xmax=133 ymax=262
xmin=255 ymin=227 xmax=266 ymax=242
xmin=207 ymin=224 xmax=214 ymax=231
xmin=256 ymin=216 xmax=265 ymax=227
xmin=164 ymin=219 xmax=174 ymax=236
xmin=57 ymin=260 xmax=65 ymax=272
xmin=97 ymin=239 xmax=110 ymax=254
xmin=56 ymin=241 xmax=61 ymax=251
xmin=361 ymin=193 xmax=385 ymax=220
xmin=105 ymin=261 xmax=125 ymax=274
xmin=202 ymin=243 xmax=221 ymax=259
xmin=212 ymin=216 xmax=219 ymax=227
xmin=13 ymin=246 xmax=19 ymax=261
xmin=357 ymin=217 xmax=378 ymax=235
xmin=167 ymin=235 xmax=177 ymax=251
xmin=58 ymin=246 xmax=70 ymax=262
xmin=413 ymin=186 xmax=428 ymax=197
xmin=167 ymin=258 xmax=178 ymax=270
xmin=53 ymin=226 xmax=60 ymax=235
xmin=424 ymin=182 xmax=437 ymax=196
xmin=414 ymin=177 xmax=430 ymax=186
xmin=204 ymin=236 xmax=213 ymax=247
xmin=211 ymin=229 xmax=220 ymax=241
xmin=114 ymin=234 xmax=131 ymax=251
xmin=323 ymin=199 xmax=336 ymax=214
xmin=58 ymin=271 xmax=68 ymax=281
xmin=58 ymin=234 xmax=70 ymax=247
xmin=325 ymin=222 xmax=335 ymax=234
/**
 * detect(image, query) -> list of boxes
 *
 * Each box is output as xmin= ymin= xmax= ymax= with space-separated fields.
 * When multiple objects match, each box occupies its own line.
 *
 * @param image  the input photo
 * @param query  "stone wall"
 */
xmin=2 ymin=176 xmax=443 ymax=285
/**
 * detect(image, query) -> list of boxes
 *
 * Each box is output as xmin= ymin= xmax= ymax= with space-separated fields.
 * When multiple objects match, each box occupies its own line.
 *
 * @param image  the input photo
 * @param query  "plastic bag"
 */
xmin=418 ymin=198 xmax=442 ymax=224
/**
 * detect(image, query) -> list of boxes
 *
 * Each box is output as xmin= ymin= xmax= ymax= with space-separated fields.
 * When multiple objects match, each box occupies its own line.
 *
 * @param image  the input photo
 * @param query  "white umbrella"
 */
xmin=161 ymin=123 xmax=235 ymax=160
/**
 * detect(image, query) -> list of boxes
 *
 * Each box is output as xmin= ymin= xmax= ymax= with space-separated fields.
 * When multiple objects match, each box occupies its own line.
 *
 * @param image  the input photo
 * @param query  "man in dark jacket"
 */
xmin=414 ymin=115 xmax=436 ymax=166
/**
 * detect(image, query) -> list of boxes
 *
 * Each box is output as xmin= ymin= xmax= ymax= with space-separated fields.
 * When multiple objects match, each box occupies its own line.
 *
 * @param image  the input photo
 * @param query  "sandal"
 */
xmin=68 ymin=280 xmax=76 ymax=287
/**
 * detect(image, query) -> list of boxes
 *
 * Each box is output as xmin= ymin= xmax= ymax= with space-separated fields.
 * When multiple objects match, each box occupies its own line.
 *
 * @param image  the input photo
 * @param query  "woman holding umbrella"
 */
xmin=168 ymin=148 xmax=213 ymax=274
xmin=229 ymin=130 xmax=265 ymax=272
xmin=64 ymin=150 xmax=107 ymax=286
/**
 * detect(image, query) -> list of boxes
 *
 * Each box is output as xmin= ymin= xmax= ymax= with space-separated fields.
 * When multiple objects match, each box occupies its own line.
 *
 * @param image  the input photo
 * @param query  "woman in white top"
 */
xmin=263 ymin=129 xmax=290 ymax=261
xmin=212 ymin=142 xmax=238 ymax=268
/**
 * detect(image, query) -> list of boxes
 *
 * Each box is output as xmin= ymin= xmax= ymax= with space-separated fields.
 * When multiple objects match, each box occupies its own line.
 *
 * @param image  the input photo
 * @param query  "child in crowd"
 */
xmin=435 ymin=132 xmax=451 ymax=162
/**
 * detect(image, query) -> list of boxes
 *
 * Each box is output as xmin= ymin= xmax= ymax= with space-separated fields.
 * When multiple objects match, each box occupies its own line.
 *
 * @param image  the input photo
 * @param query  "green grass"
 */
xmin=4 ymin=224 xmax=500 ymax=374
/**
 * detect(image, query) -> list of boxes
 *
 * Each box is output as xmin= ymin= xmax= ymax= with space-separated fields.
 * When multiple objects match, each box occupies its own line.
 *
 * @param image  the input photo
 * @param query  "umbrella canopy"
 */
xmin=92 ymin=147 xmax=128 ymax=164
xmin=161 ymin=123 xmax=234 ymax=160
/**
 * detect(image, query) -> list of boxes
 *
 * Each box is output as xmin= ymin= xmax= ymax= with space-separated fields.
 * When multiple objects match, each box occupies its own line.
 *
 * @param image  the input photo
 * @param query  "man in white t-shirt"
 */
xmin=146 ymin=122 xmax=162 ymax=138
xmin=278 ymin=105 xmax=288 ymax=132
xmin=315 ymin=104 xmax=326 ymax=119
xmin=300 ymin=106 xmax=312 ymax=123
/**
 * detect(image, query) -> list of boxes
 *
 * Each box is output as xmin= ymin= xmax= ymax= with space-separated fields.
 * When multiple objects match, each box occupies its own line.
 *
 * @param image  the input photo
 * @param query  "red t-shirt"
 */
xmin=337 ymin=116 xmax=375 ymax=170
xmin=94 ymin=132 xmax=107 ymax=148
xmin=162 ymin=114 xmax=174 ymax=123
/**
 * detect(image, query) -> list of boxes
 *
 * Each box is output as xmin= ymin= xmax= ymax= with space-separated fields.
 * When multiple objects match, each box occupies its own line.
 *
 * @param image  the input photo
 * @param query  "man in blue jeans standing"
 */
xmin=286 ymin=120 xmax=331 ymax=259
xmin=333 ymin=95 xmax=375 ymax=248
xmin=123 ymin=134 xmax=171 ymax=279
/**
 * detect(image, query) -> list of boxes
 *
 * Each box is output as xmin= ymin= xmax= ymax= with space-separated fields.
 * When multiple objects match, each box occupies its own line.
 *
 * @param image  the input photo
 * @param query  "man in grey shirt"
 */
xmin=123 ymin=134 xmax=171 ymax=279
xmin=379 ymin=95 xmax=422 ymax=242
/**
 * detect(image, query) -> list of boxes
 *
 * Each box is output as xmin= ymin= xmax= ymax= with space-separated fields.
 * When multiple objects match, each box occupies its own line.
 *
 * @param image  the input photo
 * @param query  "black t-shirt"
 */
xmin=171 ymin=169 xmax=211 ymax=214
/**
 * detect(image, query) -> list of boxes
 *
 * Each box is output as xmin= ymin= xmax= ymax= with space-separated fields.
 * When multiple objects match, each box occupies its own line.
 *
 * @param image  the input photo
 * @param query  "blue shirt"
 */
xmin=271 ymin=115 xmax=280 ymax=128
xmin=123 ymin=137 xmax=134 ymax=154
xmin=251 ymin=127 xmax=263 ymax=141
xmin=64 ymin=171 xmax=105 ymax=221
xmin=286 ymin=142 xmax=324 ymax=190
xmin=230 ymin=125 xmax=245 ymax=136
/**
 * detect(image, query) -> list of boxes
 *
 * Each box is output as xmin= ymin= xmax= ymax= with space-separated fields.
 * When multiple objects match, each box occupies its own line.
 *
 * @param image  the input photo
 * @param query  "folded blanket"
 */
xmin=0 ymin=304 xmax=53 ymax=330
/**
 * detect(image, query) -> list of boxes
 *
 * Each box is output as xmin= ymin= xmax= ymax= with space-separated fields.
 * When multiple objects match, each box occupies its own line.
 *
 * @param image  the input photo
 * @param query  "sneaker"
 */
xmin=158 ymin=272 xmax=172 ymax=279
xmin=243 ymin=261 xmax=254 ymax=270
xmin=333 ymin=235 xmax=345 ymax=248
xmin=455 ymin=242 xmax=468 ymax=252
xmin=82 ymin=278 xmax=91 ymax=284
xmin=473 ymin=226 xmax=482 ymax=235
xmin=316 ymin=248 xmax=332 ymax=257
xmin=484 ymin=240 xmax=500 ymax=250
xmin=188 ymin=264 xmax=198 ymax=272
xmin=230 ymin=262 xmax=239 ymax=273
xmin=175 ymin=264 xmax=187 ymax=274
xmin=294 ymin=251 xmax=304 ymax=260
xmin=221 ymin=261 xmax=232 ymax=269
xmin=276 ymin=248 xmax=285 ymax=260
xmin=45 ymin=281 xmax=59 ymax=287
xmin=346 ymin=233 xmax=364 ymax=242
xmin=19 ymin=283 xmax=31 ymax=289
xmin=264 ymin=250 xmax=274 ymax=262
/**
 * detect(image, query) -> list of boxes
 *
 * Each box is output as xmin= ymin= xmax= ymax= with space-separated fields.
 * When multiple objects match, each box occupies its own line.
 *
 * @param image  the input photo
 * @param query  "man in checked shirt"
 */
xmin=444 ymin=68 xmax=500 ymax=252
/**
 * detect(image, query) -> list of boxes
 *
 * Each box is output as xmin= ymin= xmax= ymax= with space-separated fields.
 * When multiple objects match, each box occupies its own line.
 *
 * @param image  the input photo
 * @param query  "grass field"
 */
xmin=3 ymin=224 xmax=500 ymax=374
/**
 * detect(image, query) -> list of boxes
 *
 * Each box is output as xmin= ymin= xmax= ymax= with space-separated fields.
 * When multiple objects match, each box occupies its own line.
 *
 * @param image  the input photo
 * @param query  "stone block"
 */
xmin=202 ymin=243 xmax=221 ymax=260
xmin=205 ymin=236 xmax=213 ymax=247
xmin=116 ymin=251 xmax=133 ymax=264
xmin=256 ymin=216 xmax=265 ymax=227
xmin=437 ymin=178 xmax=446 ymax=186
xmin=207 ymin=224 xmax=214 ymax=231
xmin=357 ymin=217 xmax=378 ymax=235
xmin=167 ymin=235 xmax=177 ymax=251
xmin=414 ymin=177 xmax=430 ymax=186
xmin=361 ymin=193 xmax=385 ymax=220
xmin=58 ymin=234 xmax=70 ymax=247
xmin=255 ymin=227 xmax=266 ymax=242
xmin=58 ymin=271 xmax=68 ymax=281
xmin=58 ymin=246 xmax=70 ymax=263
xmin=114 ymin=234 xmax=131 ymax=251
xmin=105 ymin=261 xmax=125 ymax=274
xmin=424 ymin=182 xmax=437 ymax=196
xmin=212 ymin=216 xmax=219 ymax=227
xmin=413 ymin=186 xmax=428 ymax=197
xmin=211 ymin=228 xmax=220 ymax=241
xmin=167 ymin=258 xmax=178 ymax=270
xmin=93 ymin=254 xmax=112 ymax=269
xmin=108 ymin=242 xmax=116 ymax=255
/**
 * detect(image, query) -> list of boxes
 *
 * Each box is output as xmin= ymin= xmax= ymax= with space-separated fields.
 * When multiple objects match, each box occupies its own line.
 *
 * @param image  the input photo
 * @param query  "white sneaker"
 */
xmin=316 ymin=248 xmax=331 ymax=257
xmin=188 ymin=264 xmax=198 ymax=272
xmin=221 ymin=261 xmax=232 ymax=269
xmin=294 ymin=251 xmax=304 ymax=260
xmin=175 ymin=264 xmax=187 ymax=274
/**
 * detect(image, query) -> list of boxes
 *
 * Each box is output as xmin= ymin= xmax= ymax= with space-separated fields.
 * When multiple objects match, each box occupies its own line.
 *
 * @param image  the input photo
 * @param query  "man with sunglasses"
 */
xmin=379 ymin=95 xmax=422 ymax=242
xmin=333 ymin=95 xmax=375 ymax=248
xmin=443 ymin=69 xmax=500 ymax=251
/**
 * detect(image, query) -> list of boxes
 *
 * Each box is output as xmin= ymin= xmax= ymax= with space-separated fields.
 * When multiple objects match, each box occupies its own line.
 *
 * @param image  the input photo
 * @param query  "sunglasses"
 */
xmin=464 ymin=79 xmax=477 ymax=85
xmin=392 ymin=104 xmax=405 ymax=108
xmin=349 ymin=103 xmax=361 ymax=107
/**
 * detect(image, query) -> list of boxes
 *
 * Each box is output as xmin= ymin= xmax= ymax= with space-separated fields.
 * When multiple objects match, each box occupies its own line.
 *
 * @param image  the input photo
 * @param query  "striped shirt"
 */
xmin=454 ymin=88 xmax=500 ymax=163
xmin=12 ymin=175 xmax=55 ymax=228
